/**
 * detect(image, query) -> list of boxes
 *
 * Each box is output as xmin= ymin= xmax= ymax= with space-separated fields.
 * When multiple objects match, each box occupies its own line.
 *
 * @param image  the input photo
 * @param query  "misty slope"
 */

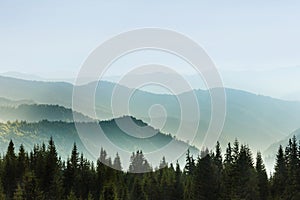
xmin=0 ymin=116 xmax=198 ymax=168
xmin=0 ymin=103 xmax=93 ymax=122
xmin=0 ymin=97 xmax=35 ymax=107
xmin=1 ymin=75 xmax=300 ymax=151
xmin=0 ymin=120 xmax=91 ymax=160
xmin=0 ymin=76 xmax=73 ymax=107
xmin=264 ymin=128 xmax=300 ymax=157
xmin=263 ymin=128 xmax=300 ymax=173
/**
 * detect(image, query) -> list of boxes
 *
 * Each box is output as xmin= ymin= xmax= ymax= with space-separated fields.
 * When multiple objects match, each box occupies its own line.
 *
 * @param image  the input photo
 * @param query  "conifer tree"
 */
xmin=285 ymin=135 xmax=300 ymax=198
xmin=17 ymin=144 xmax=27 ymax=182
xmin=174 ymin=161 xmax=183 ymax=200
xmin=130 ymin=178 xmax=146 ymax=200
xmin=272 ymin=145 xmax=287 ymax=199
xmin=3 ymin=140 xmax=17 ymax=198
xmin=235 ymin=145 xmax=258 ymax=199
xmin=194 ymin=154 xmax=218 ymax=200
xmin=113 ymin=153 xmax=122 ymax=171
xmin=255 ymin=152 xmax=269 ymax=200
xmin=184 ymin=149 xmax=195 ymax=175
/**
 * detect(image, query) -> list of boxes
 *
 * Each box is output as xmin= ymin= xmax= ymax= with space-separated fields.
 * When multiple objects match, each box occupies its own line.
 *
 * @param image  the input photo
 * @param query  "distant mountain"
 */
xmin=0 ymin=97 xmax=35 ymax=107
xmin=0 ymin=116 xmax=198 ymax=169
xmin=264 ymin=128 xmax=300 ymax=157
xmin=263 ymin=128 xmax=300 ymax=173
xmin=0 ymin=71 xmax=45 ymax=81
xmin=103 ymin=66 xmax=300 ymax=101
xmin=220 ymin=66 xmax=300 ymax=101
xmin=1 ymin=75 xmax=300 ymax=152
xmin=0 ymin=76 xmax=73 ymax=107
xmin=0 ymin=103 xmax=93 ymax=122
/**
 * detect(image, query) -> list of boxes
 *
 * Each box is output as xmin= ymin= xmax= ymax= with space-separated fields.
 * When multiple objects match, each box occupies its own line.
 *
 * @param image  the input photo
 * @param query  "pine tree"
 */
xmin=214 ymin=141 xmax=223 ymax=170
xmin=255 ymin=152 xmax=269 ymax=200
xmin=235 ymin=145 xmax=258 ymax=200
xmin=159 ymin=156 xmax=168 ymax=169
xmin=129 ymin=151 xmax=151 ymax=173
xmin=17 ymin=144 xmax=27 ymax=182
xmin=194 ymin=154 xmax=218 ymax=200
xmin=113 ymin=153 xmax=122 ymax=171
xmin=222 ymin=142 xmax=234 ymax=199
xmin=213 ymin=141 xmax=223 ymax=199
xmin=64 ymin=143 xmax=79 ymax=195
xmin=130 ymin=178 xmax=146 ymax=200
xmin=184 ymin=149 xmax=195 ymax=175
xmin=285 ymin=135 xmax=300 ymax=198
xmin=159 ymin=166 xmax=176 ymax=200
xmin=143 ymin=172 xmax=160 ymax=200
xmin=174 ymin=161 xmax=183 ymax=200
xmin=22 ymin=171 xmax=44 ymax=200
xmin=224 ymin=142 xmax=233 ymax=165
xmin=272 ymin=145 xmax=287 ymax=199
xmin=3 ymin=140 xmax=17 ymax=198
xmin=43 ymin=137 xmax=63 ymax=199
xmin=232 ymin=139 xmax=239 ymax=163
xmin=183 ymin=175 xmax=194 ymax=200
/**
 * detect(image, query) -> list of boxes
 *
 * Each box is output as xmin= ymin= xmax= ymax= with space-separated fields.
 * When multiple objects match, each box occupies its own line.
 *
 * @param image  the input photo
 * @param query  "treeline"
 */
xmin=0 ymin=137 xmax=300 ymax=200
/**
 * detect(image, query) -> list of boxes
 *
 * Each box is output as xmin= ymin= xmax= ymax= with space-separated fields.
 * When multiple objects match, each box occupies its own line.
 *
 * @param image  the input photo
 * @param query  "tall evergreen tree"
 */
xmin=17 ymin=144 xmax=27 ymax=182
xmin=235 ymin=145 xmax=258 ymax=200
xmin=184 ymin=149 xmax=195 ymax=175
xmin=130 ymin=178 xmax=146 ymax=200
xmin=272 ymin=145 xmax=287 ymax=199
xmin=194 ymin=154 xmax=218 ymax=200
xmin=3 ymin=140 xmax=17 ymax=198
xmin=129 ymin=151 xmax=151 ymax=173
xmin=284 ymin=135 xmax=300 ymax=198
xmin=113 ymin=153 xmax=122 ymax=171
xmin=255 ymin=152 xmax=269 ymax=200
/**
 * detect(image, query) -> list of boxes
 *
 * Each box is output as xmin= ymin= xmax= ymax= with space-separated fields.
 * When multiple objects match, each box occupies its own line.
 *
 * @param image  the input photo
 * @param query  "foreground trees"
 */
xmin=0 ymin=136 xmax=299 ymax=199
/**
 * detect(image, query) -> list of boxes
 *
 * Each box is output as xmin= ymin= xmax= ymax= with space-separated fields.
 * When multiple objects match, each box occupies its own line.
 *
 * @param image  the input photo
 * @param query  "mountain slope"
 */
xmin=263 ymin=128 xmax=300 ymax=173
xmin=0 ymin=116 xmax=198 ymax=169
xmin=0 ymin=97 xmax=35 ymax=107
xmin=0 ymin=103 xmax=93 ymax=122
xmin=1 ymin=75 xmax=300 ymax=151
xmin=264 ymin=128 xmax=300 ymax=157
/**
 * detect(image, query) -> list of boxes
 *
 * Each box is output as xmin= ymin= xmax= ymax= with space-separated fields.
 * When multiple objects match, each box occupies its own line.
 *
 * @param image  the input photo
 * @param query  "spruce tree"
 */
xmin=113 ymin=153 xmax=122 ymax=171
xmin=184 ymin=149 xmax=195 ymax=175
xmin=130 ymin=178 xmax=146 ymax=200
xmin=194 ymin=154 xmax=218 ymax=200
xmin=272 ymin=145 xmax=287 ymax=199
xmin=3 ymin=140 xmax=17 ymax=198
xmin=255 ymin=152 xmax=269 ymax=200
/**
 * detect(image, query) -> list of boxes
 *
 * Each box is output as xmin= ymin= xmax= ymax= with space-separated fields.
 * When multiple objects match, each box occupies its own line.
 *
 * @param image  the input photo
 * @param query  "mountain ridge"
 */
xmin=1 ymin=75 xmax=300 ymax=152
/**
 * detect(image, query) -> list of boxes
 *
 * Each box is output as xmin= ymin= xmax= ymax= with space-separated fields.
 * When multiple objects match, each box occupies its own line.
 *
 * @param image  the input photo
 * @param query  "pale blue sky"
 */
xmin=1 ymin=1 xmax=300 ymax=75
xmin=0 ymin=1 xmax=300 ymax=100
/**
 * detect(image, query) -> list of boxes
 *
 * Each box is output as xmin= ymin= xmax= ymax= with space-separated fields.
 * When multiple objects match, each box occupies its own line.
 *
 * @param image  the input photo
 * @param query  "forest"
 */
xmin=0 ymin=136 xmax=300 ymax=200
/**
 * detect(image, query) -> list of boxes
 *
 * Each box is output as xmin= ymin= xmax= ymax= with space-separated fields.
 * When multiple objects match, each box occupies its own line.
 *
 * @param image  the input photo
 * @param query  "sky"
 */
xmin=0 ymin=1 xmax=300 ymax=99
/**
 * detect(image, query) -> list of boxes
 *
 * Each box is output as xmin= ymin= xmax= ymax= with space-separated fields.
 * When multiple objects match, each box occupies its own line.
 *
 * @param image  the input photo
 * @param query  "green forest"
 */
xmin=0 ymin=136 xmax=300 ymax=200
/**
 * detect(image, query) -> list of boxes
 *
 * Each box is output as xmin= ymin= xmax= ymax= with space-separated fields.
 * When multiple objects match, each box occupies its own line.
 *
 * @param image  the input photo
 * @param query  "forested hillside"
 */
xmin=0 ymin=136 xmax=300 ymax=200
xmin=1 ymin=76 xmax=300 ymax=152
xmin=0 ymin=104 xmax=93 ymax=122
xmin=0 ymin=117 xmax=198 ymax=167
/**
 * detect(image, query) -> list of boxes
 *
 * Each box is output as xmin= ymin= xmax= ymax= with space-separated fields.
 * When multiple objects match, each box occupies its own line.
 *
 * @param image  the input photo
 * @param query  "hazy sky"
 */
xmin=0 ymin=1 xmax=300 ymax=74
xmin=0 ymin=1 xmax=300 ymax=100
